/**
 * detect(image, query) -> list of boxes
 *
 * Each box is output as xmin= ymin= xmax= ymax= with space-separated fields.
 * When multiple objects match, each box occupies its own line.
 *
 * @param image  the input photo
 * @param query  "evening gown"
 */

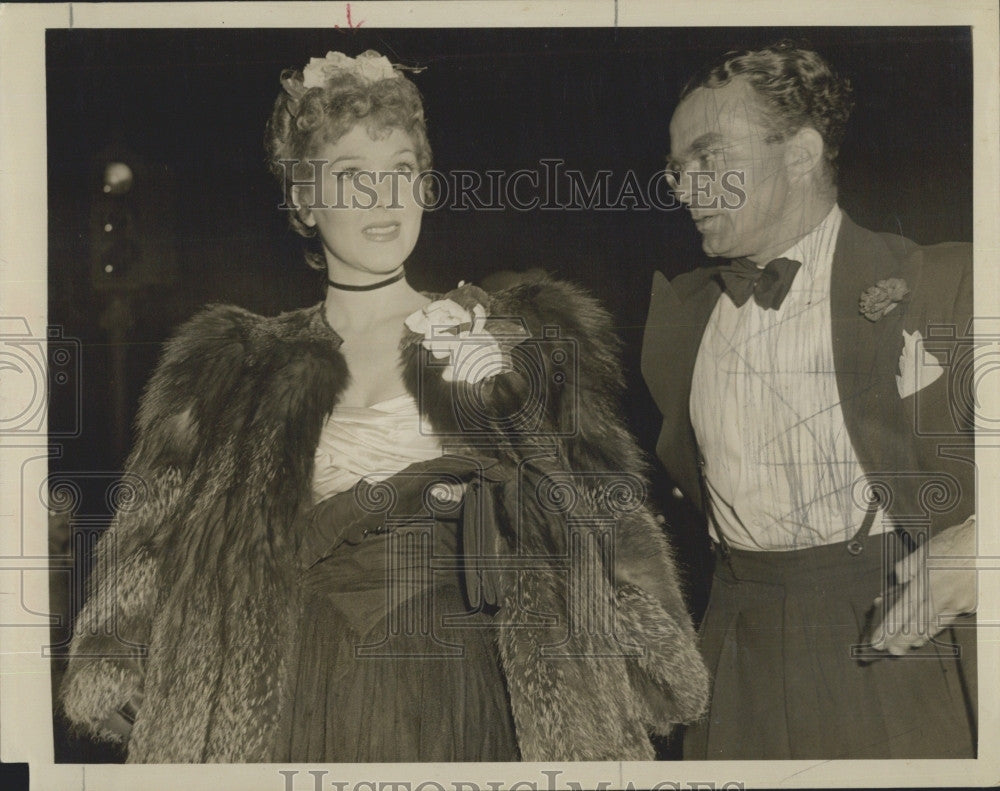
xmin=277 ymin=393 xmax=520 ymax=761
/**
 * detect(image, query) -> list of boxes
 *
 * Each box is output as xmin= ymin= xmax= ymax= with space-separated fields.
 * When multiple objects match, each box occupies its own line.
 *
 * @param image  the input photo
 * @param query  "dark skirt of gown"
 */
xmin=275 ymin=518 xmax=520 ymax=762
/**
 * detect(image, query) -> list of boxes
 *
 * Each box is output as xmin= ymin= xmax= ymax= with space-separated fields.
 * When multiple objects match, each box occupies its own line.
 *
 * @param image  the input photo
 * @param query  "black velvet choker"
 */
xmin=327 ymin=270 xmax=406 ymax=292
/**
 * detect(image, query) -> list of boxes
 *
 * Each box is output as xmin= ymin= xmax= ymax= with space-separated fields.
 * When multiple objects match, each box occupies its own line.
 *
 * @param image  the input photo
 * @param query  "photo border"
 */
xmin=2 ymin=2 xmax=998 ymax=788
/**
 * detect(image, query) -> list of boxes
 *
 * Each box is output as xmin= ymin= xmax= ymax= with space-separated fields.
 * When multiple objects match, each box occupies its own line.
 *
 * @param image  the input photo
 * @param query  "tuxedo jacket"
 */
xmin=641 ymin=214 xmax=974 ymax=540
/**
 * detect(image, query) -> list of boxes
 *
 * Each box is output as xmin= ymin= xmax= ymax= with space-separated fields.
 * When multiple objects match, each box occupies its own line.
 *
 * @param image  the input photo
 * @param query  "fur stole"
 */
xmin=60 ymin=277 xmax=708 ymax=762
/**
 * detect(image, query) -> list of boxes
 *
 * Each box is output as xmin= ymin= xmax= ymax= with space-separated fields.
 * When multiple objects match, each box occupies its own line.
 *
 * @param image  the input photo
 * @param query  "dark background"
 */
xmin=46 ymin=26 xmax=972 ymax=762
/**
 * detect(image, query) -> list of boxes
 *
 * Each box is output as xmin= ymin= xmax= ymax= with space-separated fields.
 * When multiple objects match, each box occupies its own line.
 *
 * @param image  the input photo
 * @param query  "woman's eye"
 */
xmin=394 ymin=161 xmax=416 ymax=174
xmin=334 ymin=167 xmax=361 ymax=182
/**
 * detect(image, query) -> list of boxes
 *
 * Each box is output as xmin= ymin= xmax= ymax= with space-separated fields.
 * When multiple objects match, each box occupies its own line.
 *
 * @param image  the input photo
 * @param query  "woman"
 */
xmin=60 ymin=49 xmax=708 ymax=763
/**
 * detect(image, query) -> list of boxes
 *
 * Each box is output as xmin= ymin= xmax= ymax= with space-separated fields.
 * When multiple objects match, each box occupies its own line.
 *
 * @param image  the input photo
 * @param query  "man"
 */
xmin=641 ymin=41 xmax=977 ymax=759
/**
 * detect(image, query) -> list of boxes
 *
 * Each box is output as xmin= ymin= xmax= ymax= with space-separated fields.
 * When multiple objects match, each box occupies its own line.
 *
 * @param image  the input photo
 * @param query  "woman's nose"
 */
xmin=371 ymin=171 xmax=402 ymax=208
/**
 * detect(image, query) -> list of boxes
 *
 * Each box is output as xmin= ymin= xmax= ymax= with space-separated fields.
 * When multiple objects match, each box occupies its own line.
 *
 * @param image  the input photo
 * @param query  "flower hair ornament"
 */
xmin=280 ymin=50 xmax=424 ymax=101
xmin=859 ymin=277 xmax=910 ymax=322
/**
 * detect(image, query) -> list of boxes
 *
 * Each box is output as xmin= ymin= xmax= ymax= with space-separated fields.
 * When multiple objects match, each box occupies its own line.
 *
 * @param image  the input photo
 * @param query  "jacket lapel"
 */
xmin=641 ymin=267 xmax=722 ymax=509
xmin=830 ymin=215 xmax=919 ymax=509
xmin=643 ymin=217 xmax=925 ymax=529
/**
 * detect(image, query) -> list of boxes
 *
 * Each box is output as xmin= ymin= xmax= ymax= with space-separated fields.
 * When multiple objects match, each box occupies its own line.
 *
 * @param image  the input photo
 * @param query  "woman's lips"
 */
xmin=362 ymin=222 xmax=401 ymax=241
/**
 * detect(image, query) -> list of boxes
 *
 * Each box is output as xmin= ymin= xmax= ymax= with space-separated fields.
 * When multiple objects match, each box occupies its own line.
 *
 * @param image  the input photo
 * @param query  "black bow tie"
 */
xmin=717 ymin=257 xmax=802 ymax=310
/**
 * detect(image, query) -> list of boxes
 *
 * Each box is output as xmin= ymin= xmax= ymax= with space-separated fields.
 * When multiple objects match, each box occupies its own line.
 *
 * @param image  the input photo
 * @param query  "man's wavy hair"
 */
xmin=681 ymin=41 xmax=855 ymax=183
xmin=266 ymin=68 xmax=433 ymax=270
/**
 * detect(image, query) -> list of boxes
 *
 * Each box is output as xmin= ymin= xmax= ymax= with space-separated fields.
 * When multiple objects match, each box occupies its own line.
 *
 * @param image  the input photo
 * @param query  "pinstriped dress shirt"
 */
xmin=690 ymin=205 xmax=887 ymax=550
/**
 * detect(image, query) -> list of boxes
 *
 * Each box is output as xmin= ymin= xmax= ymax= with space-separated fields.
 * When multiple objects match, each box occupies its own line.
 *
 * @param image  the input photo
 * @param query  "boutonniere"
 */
xmin=859 ymin=278 xmax=910 ymax=322
xmin=404 ymin=282 xmax=528 ymax=384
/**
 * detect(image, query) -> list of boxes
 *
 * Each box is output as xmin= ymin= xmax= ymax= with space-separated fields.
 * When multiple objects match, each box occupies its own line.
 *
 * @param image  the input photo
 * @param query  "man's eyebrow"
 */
xmin=667 ymin=132 xmax=724 ymax=165
xmin=684 ymin=132 xmax=724 ymax=152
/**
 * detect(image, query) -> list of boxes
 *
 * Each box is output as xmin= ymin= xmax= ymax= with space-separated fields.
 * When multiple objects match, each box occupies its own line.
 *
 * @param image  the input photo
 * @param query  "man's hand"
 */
xmin=872 ymin=516 xmax=977 ymax=655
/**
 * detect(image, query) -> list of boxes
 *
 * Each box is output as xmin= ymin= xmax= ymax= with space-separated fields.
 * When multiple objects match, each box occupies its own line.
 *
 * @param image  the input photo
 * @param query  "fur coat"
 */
xmin=60 ymin=276 xmax=709 ymax=762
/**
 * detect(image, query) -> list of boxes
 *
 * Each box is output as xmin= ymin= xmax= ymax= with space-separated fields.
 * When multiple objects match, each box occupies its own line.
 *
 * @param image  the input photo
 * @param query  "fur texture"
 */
xmin=61 ymin=278 xmax=708 ymax=762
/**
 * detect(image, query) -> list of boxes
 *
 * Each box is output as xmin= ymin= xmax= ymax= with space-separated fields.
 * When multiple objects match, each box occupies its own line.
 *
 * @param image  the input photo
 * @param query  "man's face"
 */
xmin=668 ymin=77 xmax=797 ymax=262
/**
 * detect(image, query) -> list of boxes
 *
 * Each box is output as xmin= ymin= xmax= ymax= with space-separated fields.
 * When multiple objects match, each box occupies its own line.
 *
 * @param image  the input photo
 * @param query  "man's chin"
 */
xmin=700 ymin=239 xmax=731 ymax=260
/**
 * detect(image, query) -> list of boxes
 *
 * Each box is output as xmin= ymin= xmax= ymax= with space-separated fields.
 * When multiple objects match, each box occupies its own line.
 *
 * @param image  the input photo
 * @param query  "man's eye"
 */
xmin=697 ymin=149 xmax=727 ymax=169
xmin=666 ymin=151 xmax=722 ymax=174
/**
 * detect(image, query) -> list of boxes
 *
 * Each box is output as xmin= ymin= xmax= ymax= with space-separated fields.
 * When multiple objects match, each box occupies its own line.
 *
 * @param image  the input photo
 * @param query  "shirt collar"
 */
xmin=776 ymin=203 xmax=842 ymax=269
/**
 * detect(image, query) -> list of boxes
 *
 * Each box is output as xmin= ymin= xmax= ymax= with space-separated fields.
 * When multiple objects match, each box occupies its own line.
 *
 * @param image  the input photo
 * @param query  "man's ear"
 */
xmin=292 ymin=184 xmax=317 ymax=228
xmin=784 ymin=126 xmax=826 ymax=181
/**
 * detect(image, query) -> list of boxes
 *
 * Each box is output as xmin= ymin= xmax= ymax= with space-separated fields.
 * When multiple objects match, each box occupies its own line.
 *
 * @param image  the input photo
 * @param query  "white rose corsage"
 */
xmin=404 ymin=283 xmax=527 ymax=384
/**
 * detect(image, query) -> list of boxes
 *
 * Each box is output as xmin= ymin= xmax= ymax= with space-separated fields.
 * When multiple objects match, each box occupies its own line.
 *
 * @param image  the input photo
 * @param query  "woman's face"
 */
xmin=297 ymin=124 xmax=424 ymax=284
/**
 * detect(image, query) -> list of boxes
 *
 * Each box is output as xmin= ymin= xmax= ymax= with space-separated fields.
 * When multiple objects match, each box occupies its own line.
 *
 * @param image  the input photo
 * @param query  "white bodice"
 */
xmin=311 ymin=393 xmax=443 ymax=501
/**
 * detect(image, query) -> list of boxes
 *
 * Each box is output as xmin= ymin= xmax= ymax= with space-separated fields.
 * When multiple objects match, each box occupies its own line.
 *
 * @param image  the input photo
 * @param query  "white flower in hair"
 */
xmin=353 ymin=50 xmax=399 ymax=83
xmin=302 ymin=50 xmax=398 ymax=89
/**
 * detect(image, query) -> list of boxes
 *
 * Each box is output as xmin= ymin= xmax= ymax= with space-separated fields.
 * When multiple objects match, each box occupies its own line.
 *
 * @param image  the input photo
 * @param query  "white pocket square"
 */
xmin=896 ymin=329 xmax=944 ymax=398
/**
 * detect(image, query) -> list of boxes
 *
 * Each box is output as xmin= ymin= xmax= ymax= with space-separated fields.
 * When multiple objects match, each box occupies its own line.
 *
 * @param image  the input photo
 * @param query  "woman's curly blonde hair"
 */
xmin=265 ymin=53 xmax=433 ymax=269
